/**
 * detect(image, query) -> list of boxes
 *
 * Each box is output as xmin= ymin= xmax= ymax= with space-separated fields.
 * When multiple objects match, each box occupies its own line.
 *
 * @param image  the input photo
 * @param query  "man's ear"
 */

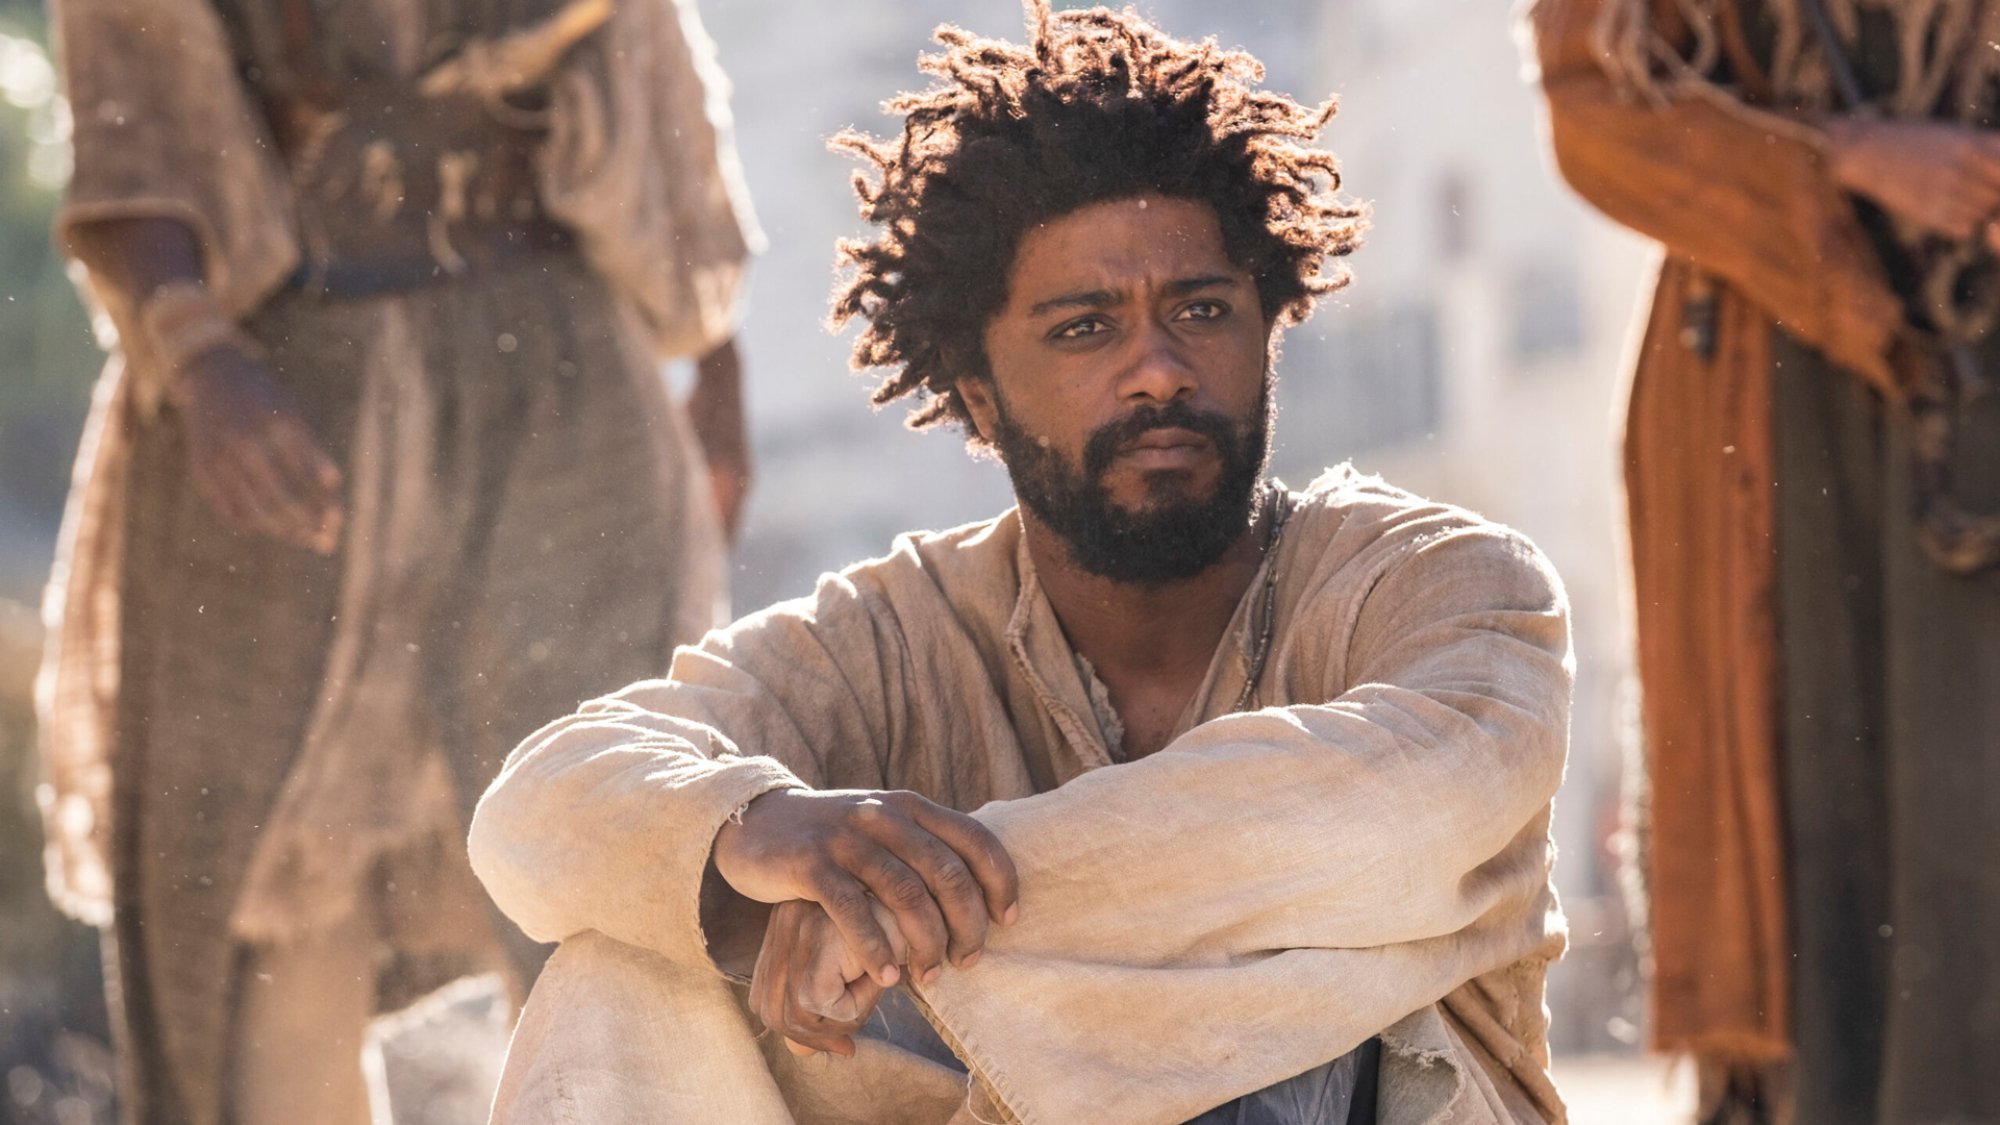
xmin=956 ymin=375 xmax=1000 ymax=445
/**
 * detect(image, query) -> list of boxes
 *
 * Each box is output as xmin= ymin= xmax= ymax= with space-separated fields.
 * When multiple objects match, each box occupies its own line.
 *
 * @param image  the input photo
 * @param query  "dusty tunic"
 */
xmin=35 ymin=0 xmax=758 ymax=1121
xmin=1531 ymin=2 xmax=2000 ymax=1117
xmin=470 ymin=468 xmax=1574 ymax=1125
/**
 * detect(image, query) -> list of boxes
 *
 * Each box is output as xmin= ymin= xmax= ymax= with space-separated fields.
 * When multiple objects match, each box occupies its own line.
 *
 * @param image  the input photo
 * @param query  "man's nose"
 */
xmin=1115 ymin=321 xmax=1197 ymax=404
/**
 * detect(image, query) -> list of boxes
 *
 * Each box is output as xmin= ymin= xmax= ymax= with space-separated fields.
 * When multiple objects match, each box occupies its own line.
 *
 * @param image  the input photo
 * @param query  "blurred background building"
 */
xmin=0 ymin=0 xmax=1689 ymax=1120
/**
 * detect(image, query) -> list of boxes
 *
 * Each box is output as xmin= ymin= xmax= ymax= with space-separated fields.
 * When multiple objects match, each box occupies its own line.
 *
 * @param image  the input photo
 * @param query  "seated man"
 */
xmin=468 ymin=4 xmax=1572 ymax=1122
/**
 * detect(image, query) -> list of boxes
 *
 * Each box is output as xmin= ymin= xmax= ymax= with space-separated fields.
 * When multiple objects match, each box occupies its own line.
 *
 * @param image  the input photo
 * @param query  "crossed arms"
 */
xmin=469 ymin=513 xmax=1573 ymax=1121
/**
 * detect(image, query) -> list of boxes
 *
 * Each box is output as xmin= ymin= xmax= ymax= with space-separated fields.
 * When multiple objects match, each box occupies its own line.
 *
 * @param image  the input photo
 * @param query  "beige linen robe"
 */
xmin=470 ymin=468 xmax=1574 ymax=1125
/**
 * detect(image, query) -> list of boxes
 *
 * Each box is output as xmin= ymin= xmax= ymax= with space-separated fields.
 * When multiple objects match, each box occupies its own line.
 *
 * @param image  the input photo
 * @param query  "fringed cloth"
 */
xmin=1593 ymin=0 xmax=2000 ymax=121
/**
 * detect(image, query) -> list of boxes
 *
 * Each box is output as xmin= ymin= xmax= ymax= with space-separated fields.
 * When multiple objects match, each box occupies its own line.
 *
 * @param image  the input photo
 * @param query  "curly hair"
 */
xmin=828 ymin=0 xmax=1366 ymax=437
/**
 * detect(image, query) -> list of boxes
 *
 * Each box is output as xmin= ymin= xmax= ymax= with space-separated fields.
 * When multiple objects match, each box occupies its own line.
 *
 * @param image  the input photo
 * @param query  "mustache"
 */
xmin=1080 ymin=402 xmax=1240 ymax=478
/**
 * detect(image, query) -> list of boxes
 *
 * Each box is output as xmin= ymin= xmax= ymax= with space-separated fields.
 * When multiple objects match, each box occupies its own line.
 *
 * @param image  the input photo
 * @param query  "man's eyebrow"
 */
xmin=1028 ymin=288 xmax=1118 ymax=318
xmin=1026 ymin=275 xmax=1240 ymax=318
xmin=1162 ymin=274 xmax=1238 ymax=296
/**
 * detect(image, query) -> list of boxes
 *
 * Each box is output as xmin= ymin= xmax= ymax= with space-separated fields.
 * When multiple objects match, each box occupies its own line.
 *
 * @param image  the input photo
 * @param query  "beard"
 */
xmin=988 ymin=381 xmax=1272 ymax=585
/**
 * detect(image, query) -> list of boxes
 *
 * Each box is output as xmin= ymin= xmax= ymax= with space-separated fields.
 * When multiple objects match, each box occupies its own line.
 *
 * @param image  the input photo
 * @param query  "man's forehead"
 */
xmin=1007 ymin=195 xmax=1246 ymax=303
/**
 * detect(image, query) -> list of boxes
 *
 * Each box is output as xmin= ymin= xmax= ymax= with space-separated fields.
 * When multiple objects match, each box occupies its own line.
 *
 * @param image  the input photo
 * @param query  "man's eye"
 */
xmin=1177 ymin=300 xmax=1228 ymax=321
xmin=1053 ymin=317 xmax=1108 ymax=339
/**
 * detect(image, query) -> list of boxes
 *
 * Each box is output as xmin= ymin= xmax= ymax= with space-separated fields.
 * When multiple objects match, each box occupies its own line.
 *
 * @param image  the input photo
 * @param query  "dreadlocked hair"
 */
xmin=829 ymin=0 xmax=1366 ymax=436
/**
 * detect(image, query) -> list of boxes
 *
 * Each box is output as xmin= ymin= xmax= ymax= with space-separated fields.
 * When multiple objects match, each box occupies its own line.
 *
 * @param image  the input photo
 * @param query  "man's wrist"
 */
xmin=699 ymin=849 xmax=771 ymax=980
xmin=139 ymin=281 xmax=262 ymax=405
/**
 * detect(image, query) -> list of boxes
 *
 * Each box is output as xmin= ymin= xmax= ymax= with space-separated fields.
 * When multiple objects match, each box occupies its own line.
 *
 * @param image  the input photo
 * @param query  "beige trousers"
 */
xmin=492 ymin=932 xmax=974 ymax=1125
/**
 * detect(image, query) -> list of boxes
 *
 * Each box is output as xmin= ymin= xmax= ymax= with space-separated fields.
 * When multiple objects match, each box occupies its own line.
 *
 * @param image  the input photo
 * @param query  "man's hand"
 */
xmin=170 ymin=343 xmax=345 ymax=555
xmin=712 ymin=789 xmax=1018 ymax=990
xmin=750 ymin=898 xmax=898 ymax=1058
xmin=1825 ymin=118 xmax=2000 ymax=255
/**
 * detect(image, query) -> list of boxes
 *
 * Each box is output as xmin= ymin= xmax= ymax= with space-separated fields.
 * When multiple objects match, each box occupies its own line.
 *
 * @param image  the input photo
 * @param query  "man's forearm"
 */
xmin=468 ymin=686 xmax=808 ymax=965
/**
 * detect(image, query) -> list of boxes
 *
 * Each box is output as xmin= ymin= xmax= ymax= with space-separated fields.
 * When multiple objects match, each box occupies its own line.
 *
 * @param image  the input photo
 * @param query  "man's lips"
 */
xmin=1115 ymin=427 xmax=1214 ymax=470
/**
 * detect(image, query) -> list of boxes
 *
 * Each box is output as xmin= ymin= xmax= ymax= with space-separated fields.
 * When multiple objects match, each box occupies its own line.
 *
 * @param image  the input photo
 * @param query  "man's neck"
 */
xmin=1019 ymin=492 xmax=1273 ymax=758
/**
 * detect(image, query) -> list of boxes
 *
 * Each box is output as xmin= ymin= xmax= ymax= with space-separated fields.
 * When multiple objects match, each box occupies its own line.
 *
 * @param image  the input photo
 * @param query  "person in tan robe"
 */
xmin=469 ymin=5 xmax=1574 ymax=1123
xmin=1526 ymin=0 xmax=2000 ymax=1120
xmin=35 ymin=0 xmax=760 ymax=1120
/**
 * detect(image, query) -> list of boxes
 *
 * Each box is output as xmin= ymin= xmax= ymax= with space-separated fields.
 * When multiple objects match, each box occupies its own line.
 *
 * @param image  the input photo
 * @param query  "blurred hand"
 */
xmin=711 ymin=788 xmax=1019 ymax=991
xmin=687 ymin=337 xmax=752 ymax=543
xmin=169 ymin=344 xmax=344 ymax=554
xmin=1825 ymin=118 xmax=2000 ymax=256
xmin=750 ymin=897 xmax=901 ymax=1058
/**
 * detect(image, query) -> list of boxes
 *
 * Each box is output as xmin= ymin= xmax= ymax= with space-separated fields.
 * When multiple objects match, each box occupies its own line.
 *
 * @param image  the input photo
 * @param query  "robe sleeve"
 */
xmin=52 ymin=0 xmax=299 ymax=344
xmin=471 ymin=517 xmax=1572 ymax=1123
xmin=536 ymin=0 xmax=764 ymax=361
xmin=468 ymin=573 xmax=903 ymax=963
xmin=912 ymin=524 xmax=1573 ymax=1124
xmin=1526 ymin=0 xmax=1905 ymax=392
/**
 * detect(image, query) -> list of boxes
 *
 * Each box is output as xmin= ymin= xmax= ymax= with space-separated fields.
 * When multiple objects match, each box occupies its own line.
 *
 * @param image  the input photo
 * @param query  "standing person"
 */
xmin=1527 ymin=0 xmax=2000 ymax=1120
xmin=34 ymin=0 xmax=760 ymax=1120
xmin=469 ymin=4 xmax=1574 ymax=1122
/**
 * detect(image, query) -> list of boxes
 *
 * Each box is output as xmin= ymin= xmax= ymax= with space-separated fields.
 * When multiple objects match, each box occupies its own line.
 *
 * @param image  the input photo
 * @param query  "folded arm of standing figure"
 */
xmin=1526 ymin=0 xmax=1905 ymax=390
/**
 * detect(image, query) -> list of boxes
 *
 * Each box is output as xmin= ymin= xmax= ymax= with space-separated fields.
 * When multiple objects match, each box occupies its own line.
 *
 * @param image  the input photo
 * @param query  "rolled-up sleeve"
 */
xmin=469 ymin=575 xmax=902 ymax=967
xmin=53 ymin=0 xmax=299 ymax=318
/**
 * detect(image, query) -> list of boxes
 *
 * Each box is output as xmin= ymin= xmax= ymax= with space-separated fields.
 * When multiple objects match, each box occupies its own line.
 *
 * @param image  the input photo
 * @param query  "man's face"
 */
xmin=962 ymin=194 xmax=1275 ymax=584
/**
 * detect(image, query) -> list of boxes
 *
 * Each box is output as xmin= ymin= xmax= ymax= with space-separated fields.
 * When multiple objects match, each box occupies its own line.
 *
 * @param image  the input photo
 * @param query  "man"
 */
xmin=472 ymin=5 xmax=1572 ymax=1123
xmin=1527 ymin=0 xmax=2000 ymax=1121
xmin=36 ymin=0 xmax=758 ymax=1120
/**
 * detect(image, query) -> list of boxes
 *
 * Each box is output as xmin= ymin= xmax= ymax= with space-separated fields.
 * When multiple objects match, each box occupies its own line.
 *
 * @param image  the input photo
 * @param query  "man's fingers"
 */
xmin=806 ymin=868 xmax=902 ymax=988
xmin=904 ymin=801 xmax=1021 ymax=929
xmin=211 ymin=447 xmax=291 ymax=539
xmin=269 ymin=421 xmax=345 ymax=551
xmin=753 ymin=908 xmax=856 ymax=1059
xmin=749 ymin=900 xmax=802 ymax=1037
xmin=776 ymin=907 xmax=882 ymax=1060
xmin=189 ymin=458 xmax=256 ymax=535
xmin=866 ymin=815 xmax=993 ymax=968
xmin=233 ymin=441 xmax=327 ymax=550
xmin=782 ymin=918 xmax=862 ymax=1055
xmin=271 ymin=418 xmax=343 ymax=503
xmin=782 ymin=1029 xmax=855 ymax=1058
xmin=842 ymin=846 xmax=948 ymax=982
xmin=787 ymin=921 xmax=875 ymax=1029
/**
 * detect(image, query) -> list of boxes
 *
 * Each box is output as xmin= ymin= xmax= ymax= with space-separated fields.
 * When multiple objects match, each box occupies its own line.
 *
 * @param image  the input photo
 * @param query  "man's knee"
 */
xmin=492 ymin=932 xmax=788 ymax=1124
